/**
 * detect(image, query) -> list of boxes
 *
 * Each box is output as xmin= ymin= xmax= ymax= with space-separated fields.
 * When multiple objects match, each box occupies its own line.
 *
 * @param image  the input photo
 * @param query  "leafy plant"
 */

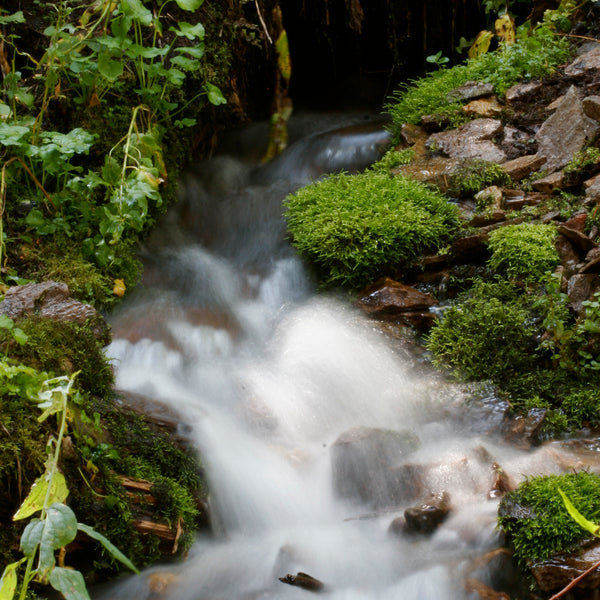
xmin=487 ymin=222 xmax=558 ymax=282
xmin=498 ymin=472 xmax=600 ymax=570
xmin=0 ymin=373 xmax=138 ymax=600
xmin=284 ymin=171 xmax=460 ymax=288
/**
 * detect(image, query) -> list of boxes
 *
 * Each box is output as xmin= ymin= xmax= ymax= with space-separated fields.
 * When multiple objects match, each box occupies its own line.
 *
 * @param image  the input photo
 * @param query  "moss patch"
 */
xmin=284 ymin=171 xmax=460 ymax=288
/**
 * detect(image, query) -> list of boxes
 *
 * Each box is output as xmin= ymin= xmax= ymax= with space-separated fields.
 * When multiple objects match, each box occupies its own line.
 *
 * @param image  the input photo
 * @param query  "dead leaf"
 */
xmin=495 ymin=14 xmax=516 ymax=44
xmin=468 ymin=30 xmax=494 ymax=59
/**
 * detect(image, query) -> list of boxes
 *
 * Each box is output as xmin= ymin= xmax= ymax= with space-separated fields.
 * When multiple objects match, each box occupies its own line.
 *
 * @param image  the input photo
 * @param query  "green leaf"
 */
xmin=0 ymin=11 xmax=25 ymax=25
xmin=559 ymin=488 xmax=600 ymax=537
xmin=0 ymin=315 xmax=14 ymax=330
xmin=20 ymin=518 xmax=44 ymax=557
xmin=204 ymin=82 xmax=226 ymax=106
xmin=78 ymin=523 xmax=140 ymax=574
xmin=0 ymin=122 xmax=30 ymax=147
xmin=11 ymin=328 xmax=28 ymax=345
xmin=13 ymin=472 xmax=69 ymax=520
xmin=171 ymin=21 xmax=205 ymax=40
xmin=49 ymin=567 xmax=90 ymax=600
xmin=119 ymin=0 xmax=153 ymax=26
xmin=0 ymin=103 xmax=11 ymax=117
xmin=175 ymin=45 xmax=204 ymax=59
xmin=169 ymin=55 xmax=198 ymax=70
xmin=174 ymin=0 xmax=204 ymax=10
xmin=98 ymin=52 xmax=124 ymax=81
xmin=0 ymin=560 xmax=24 ymax=600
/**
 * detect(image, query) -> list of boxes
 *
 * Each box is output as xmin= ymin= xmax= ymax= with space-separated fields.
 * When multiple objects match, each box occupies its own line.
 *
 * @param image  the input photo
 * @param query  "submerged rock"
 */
xmin=403 ymin=491 xmax=452 ymax=535
xmin=331 ymin=426 xmax=422 ymax=508
xmin=279 ymin=572 xmax=325 ymax=592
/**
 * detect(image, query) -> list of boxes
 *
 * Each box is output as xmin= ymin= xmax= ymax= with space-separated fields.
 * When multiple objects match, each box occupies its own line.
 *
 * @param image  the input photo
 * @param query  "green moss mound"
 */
xmin=284 ymin=171 xmax=459 ymax=288
xmin=498 ymin=472 xmax=600 ymax=568
xmin=427 ymin=280 xmax=535 ymax=385
xmin=487 ymin=222 xmax=559 ymax=282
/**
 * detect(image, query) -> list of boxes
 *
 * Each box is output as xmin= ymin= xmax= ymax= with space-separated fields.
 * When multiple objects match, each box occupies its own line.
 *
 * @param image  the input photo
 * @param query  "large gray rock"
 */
xmin=331 ymin=426 xmax=422 ymax=508
xmin=565 ymin=46 xmax=600 ymax=78
xmin=427 ymin=119 xmax=506 ymax=163
xmin=535 ymin=86 xmax=600 ymax=174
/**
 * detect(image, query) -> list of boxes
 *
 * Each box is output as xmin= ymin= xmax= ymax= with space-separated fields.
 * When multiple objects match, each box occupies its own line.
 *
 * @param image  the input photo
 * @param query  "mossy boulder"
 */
xmin=284 ymin=171 xmax=460 ymax=289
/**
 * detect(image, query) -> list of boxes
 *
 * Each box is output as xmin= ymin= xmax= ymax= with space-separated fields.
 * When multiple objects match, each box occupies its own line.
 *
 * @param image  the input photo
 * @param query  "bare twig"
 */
xmin=254 ymin=0 xmax=272 ymax=44
xmin=548 ymin=557 xmax=600 ymax=600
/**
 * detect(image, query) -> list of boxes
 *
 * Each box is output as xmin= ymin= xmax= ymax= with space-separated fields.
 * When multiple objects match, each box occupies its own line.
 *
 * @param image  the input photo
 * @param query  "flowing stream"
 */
xmin=102 ymin=113 xmax=578 ymax=600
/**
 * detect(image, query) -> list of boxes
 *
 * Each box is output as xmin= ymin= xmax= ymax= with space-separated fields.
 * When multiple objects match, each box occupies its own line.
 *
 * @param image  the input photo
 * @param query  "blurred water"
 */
xmin=102 ymin=114 xmax=569 ymax=600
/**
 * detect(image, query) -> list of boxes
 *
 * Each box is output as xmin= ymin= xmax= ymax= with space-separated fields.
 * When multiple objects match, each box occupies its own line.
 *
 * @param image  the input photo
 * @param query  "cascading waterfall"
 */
xmin=101 ymin=113 xmax=570 ymax=600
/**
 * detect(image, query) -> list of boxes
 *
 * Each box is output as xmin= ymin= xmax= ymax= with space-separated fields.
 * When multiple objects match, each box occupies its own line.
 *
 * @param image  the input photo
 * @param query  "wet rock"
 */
xmin=501 ymin=155 xmax=545 ymax=182
xmin=505 ymin=81 xmax=543 ymax=103
xmin=462 ymin=97 xmax=503 ymax=119
xmin=565 ymin=211 xmax=589 ymax=233
xmin=357 ymin=278 xmax=437 ymax=315
xmin=531 ymin=539 xmax=600 ymax=592
xmin=447 ymin=233 xmax=490 ymax=263
xmin=279 ymin=572 xmax=325 ymax=592
xmin=331 ymin=426 xmax=422 ymax=508
xmin=489 ymin=463 xmax=516 ymax=499
xmin=580 ymin=247 xmax=600 ymax=274
xmin=147 ymin=571 xmax=179 ymax=600
xmin=585 ymin=172 xmax=600 ymax=202
xmin=474 ymin=186 xmax=503 ymax=211
xmin=427 ymin=119 xmax=506 ymax=163
xmin=403 ymin=491 xmax=452 ymax=535
xmin=447 ymin=81 xmax=494 ymax=102
xmin=555 ymin=235 xmax=582 ymax=276
xmin=464 ymin=578 xmax=510 ymax=600
xmin=565 ymin=46 xmax=600 ymax=78
xmin=558 ymin=223 xmax=597 ymax=255
xmin=583 ymin=95 xmax=600 ymax=122
xmin=0 ymin=281 xmax=108 ymax=342
xmin=568 ymin=274 xmax=600 ymax=314
xmin=531 ymin=171 xmax=565 ymax=193
xmin=535 ymin=86 xmax=600 ymax=174
xmin=394 ymin=156 xmax=464 ymax=192
xmin=503 ymin=408 xmax=547 ymax=448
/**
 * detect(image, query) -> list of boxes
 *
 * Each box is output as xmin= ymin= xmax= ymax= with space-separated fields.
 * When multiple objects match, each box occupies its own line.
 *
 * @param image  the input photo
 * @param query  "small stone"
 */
xmin=504 ymin=81 xmax=542 ymax=103
xmin=356 ymin=277 xmax=437 ymax=315
xmin=501 ymin=155 xmax=545 ymax=181
xmin=462 ymin=97 xmax=503 ymax=118
xmin=404 ymin=491 xmax=452 ymax=535
xmin=447 ymin=81 xmax=494 ymax=102
xmin=568 ymin=274 xmax=600 ymax=313
xmin=475 ymin=186 xmax=503 ymax=210
xmin=558 ymin=224 xmax=597 ymax=255
xmin=583 ymin=95 xmax=600 ymax=122
xmin=279 ymin=572 xmax=325 ymax=592
xmin=531 ymin=171 xmax=565 ymax=193
xmin=565 ymin=46 xmax=600 ymax=78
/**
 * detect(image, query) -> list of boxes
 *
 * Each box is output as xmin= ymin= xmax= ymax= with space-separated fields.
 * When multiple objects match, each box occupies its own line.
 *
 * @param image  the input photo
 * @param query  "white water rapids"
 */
xmin=101 ymin=114 xmax=580 ymax=600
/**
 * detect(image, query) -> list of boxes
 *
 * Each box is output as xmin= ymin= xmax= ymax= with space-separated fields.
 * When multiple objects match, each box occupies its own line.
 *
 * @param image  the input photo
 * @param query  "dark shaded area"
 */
xmin=280 ymin=0 xmax=486 ymax=110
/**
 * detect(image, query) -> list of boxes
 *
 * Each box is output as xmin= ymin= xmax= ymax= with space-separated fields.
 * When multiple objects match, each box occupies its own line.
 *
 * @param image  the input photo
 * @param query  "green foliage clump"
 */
xmin=371 ymin=147 xmax=416 ymax=172
xmin=427 ymin=280 xmax=535 ymax=385
xmin=487 ymin=222 xmax=558 ymax=282
xmin=387 ymin=21 xmax=571 ymax=141
xmin=498 ymin=472 xmax=600 ymax=568
xmin=284 ymin=171 xmax=460 ymax=288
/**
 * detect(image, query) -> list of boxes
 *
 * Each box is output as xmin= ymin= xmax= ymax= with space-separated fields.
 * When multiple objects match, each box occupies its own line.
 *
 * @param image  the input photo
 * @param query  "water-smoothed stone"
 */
xmin=535 ymin=86 xmax=600 ymax=174
xmin=427 ymin=119 xmax=506 ymax=163
xmin=501 ymin=155 xmax=545 ymax=182
xmin=447 ymin=81 xmax=494 ymax=103
xmin=568 ymin=274 xmax=600 ymax=313
xmin=279 ymin=572 xmax=325 ymax=592
xmin=356 ymin=277 xmax=437 ymax=315
xmin=0 ymin=281 xmax=108 ymax=342
xmin=503 ymin=408 xmax=547 ymax=448
xmin=403 ymin=491 xmax=452 ymax=535
xmin=531 ymin=540 xmax=600 ymax=592
xmin=331 ymin=426 xmax=422 ymax=508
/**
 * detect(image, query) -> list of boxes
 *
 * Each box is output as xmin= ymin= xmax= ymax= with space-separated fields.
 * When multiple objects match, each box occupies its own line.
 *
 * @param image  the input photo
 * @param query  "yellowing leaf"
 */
xmin=113 ymin=279 xmax=126 ymax=297
xmin=275 ymin=30 xmax=292 ymax=83
xmin=468 ymin=30 xmax=494 ymax=59
xmin=13 ymin=472 xmax=69 ymax=521
xmin=495 ymin=14 xmax=516 ymax=44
